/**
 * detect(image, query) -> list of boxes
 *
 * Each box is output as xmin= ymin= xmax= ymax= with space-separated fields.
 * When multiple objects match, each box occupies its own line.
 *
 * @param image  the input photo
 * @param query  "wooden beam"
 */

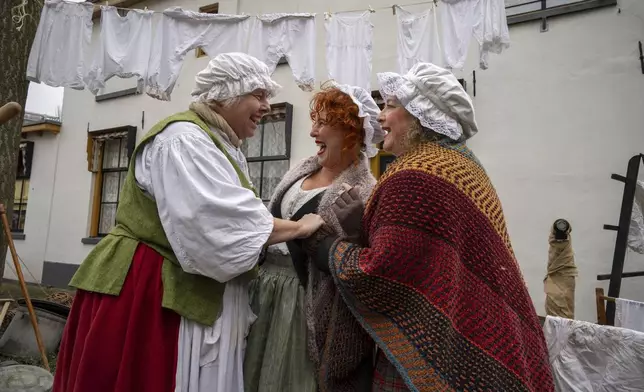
xmin=596 ymin=287 xmax=607 ymax=325
xmin=21 ymin=123 xmax=60 ymax=135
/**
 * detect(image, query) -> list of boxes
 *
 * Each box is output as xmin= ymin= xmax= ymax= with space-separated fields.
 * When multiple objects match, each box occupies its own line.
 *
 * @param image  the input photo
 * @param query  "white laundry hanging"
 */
xmin=395 ymin=5 xmax=442 ymax=74
xmin=440 ymin=0 xmax=509 ymax=70
xmin=325 ymin=11 xmax=373 ymax=91
xmin=616 ymin=298 xmax=644 ymax=333
xmin=440 ymin=0 xmax=479 ymax=70
xmin=474 ymin=0 xmax=510 ymax=69
xmin=146 ymin=7 xmax=251 ymax=101
xmin=248 ymin=13 xmax=316 ymax=92
xmin=85 ymin=6 xmax=154 ymax=95
xmin=26 ymin=0 xmax=94 ymax=90
xmin=544 ymin=316 xmax=644 ymax=392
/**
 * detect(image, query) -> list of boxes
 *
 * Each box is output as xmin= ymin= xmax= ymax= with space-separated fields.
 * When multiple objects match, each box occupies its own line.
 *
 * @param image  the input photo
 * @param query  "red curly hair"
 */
xmin=309 ymin=82 xmax=365 ymax=155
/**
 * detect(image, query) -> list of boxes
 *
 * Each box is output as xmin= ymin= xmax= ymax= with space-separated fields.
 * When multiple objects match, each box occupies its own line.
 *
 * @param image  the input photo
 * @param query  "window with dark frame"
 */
xmin=504 ymin=0 xmax=616 ymax=26
xmin=506 ymin=0 xmax=594 ymax=16
xmin=196 ymin=3 xmax=219 ymax=58
xmin=87 ymin=126 xmax=137 ymax=237
xmin=12 ymin=141 xmax=34 ymax=233
xmin=241 ymin=102 xmax=293 ymax=202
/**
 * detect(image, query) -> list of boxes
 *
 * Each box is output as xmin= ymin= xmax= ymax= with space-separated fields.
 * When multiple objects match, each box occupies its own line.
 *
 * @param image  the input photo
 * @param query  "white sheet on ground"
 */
xmin=616 ymin=298 xmax=644 ymax=333
xmin=544 ymin=316 xmax=644 ymax=392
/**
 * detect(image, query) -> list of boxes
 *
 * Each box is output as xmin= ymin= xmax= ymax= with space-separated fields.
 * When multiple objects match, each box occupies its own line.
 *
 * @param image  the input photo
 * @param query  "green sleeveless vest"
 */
xmin=70 ymin=111 xmax=259 ymax=325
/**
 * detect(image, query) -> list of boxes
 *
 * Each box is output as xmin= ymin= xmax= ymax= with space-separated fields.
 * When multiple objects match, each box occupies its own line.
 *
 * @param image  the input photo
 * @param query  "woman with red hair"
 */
xmin=244 ymin=83 xmax=384 ymax=392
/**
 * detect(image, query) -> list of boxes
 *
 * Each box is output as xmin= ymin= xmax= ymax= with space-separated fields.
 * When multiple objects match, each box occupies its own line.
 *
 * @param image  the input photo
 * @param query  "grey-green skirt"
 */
xmin=243 ymin=253 xmax=317 ymax=392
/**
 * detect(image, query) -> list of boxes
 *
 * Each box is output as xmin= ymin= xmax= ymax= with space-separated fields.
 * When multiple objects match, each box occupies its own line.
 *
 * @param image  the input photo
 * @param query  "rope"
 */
xmin=11 ymin=0 xmax=29 ymax=31
xmin=86 ymin=0 xmax=439 ymax=16
xmin=11 ymin=0 xmax=46 ymax=31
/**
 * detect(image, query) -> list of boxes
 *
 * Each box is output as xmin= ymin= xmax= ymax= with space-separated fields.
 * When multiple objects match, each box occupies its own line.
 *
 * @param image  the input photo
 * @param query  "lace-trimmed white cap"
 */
xmin=191 ymin=52 xmax=282 ymax=103
xmin=376 ymin=62 xmax=478 ymax=141
xmin=330 ymin=82 xmax=385 ymax=158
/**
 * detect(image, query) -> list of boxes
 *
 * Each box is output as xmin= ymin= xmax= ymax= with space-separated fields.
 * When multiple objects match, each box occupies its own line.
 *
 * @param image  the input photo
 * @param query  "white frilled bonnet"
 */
xmin=191 ymin=52 xmax=282 ymax=102
xmin=376 ymin=62 xmax=478 ymax=141
xmin=330 ymin=82 xmax=385 ymax=158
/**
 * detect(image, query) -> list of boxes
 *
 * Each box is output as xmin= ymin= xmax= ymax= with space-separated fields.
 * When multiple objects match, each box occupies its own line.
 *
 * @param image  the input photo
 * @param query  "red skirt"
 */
xmin=53 ymin=243 xmax=181 ymax=392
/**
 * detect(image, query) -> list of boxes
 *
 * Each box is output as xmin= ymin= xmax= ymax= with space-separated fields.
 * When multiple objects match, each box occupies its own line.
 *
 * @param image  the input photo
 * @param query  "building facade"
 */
xmin=7 ymin=0 xmax=644 ymax=322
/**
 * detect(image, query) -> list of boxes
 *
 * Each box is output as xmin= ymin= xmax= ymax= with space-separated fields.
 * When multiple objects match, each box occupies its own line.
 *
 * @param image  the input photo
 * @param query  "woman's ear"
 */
xmin=208 ymin=100 xmax=223 ymax=113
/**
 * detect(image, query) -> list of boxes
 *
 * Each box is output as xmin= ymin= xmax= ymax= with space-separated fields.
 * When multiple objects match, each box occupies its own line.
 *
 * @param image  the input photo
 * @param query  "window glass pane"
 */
xmin=261 ymin=160 xmax=289 ymax=200
xmin=248 ymin=162 xmax=262 ymax=194
xmin=11 ymin=206 xmax=26 ymax=231
xmin=19 ymin=209 xmax=27 ymax=231
xmin=11 ymin=209 xmax=20 ymax=231
xmin=21 ymin=179 xmax=29 ymax=203
xmin=103 ymin=139 xmax=122 ymax=169
xmin=119 ymin=139 xmax=129 ymax=168
xmin=262 ymin=121 xmax=286 ymax=156
xmin=99 ymin=204 xmax=117 ymax=235
xmin=11 ymin=179 xmax=28 ymax=232
xmin=14 ymin=179 xmax=24 ymax=204
xmin=102 ymin=172 xmax=120 ymax=203
xmin=242 ymin=126 xmax=263 ymax=158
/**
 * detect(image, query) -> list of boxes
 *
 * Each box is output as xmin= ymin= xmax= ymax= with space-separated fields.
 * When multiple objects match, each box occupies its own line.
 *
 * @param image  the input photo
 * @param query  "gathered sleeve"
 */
xmin=134 ymin=122 xmax=274 ymax=282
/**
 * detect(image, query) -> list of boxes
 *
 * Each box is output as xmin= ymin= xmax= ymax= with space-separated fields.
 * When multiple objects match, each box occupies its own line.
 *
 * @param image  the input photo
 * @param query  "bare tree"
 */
xmin=0 ymin=0 xmax=43 ymax=279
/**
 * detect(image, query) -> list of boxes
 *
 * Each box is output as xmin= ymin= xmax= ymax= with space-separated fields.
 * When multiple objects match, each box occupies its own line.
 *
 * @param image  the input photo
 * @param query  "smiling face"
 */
xmin=214 ymin=89 xmax=271 ymax=140
xmin=309 ymin=87 xmax=364 ymax=171
xmin=309 ymin=110 xmax=358 ymax=170
xmin=378 ymin=97 xmax=417 ymax=156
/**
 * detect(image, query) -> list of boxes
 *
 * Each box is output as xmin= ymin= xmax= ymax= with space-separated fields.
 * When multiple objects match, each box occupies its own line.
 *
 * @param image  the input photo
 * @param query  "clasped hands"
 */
xmin=297 ymin=183 xmax=364 ymax=240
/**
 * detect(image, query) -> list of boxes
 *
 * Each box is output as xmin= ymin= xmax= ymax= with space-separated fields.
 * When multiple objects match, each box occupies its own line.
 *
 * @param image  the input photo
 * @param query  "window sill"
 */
xmin=95 ymin=87 xmax=141 ymax=102
xmin=81 ymin=237 xmax=103 ymax=245
xmin=11 ymin=233 xmax=26 ymax=241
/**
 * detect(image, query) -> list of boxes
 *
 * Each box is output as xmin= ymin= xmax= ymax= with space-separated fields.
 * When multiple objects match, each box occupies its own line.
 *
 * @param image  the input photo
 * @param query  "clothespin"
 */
xmin=392 ymin=5 xmax=397 ymax=15
xmin=433 ymin=0 xmax=438 ymax=7
xmin=368 ymin=5 xmax=376 ymax=13
xmin=324 ymin=11 xmax=331 ymax=20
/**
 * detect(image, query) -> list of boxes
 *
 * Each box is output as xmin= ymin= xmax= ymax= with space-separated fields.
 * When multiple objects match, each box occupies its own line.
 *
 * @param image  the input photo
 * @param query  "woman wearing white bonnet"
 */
xmin=244 ymin=81 xmax=384 ymax=391
xmin=315 ymin=63 xmax=555 ymax=391
xmin=53 ymin=52 xmax=324 ymax=392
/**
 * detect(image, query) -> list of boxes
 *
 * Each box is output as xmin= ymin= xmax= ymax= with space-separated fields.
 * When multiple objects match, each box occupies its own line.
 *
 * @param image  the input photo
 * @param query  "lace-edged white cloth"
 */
xmin=331 ymin=82 xmax=385 ymax=157
xmin=377 ymin=72 xmax=463 ymax=141
xmin=376 ymin=62 xmax=478 ymax=141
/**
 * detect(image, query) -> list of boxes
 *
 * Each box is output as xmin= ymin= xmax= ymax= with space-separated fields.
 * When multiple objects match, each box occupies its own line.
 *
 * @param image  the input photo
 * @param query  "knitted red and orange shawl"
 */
xmin=329 ymin=141 xmax=555 ymax=391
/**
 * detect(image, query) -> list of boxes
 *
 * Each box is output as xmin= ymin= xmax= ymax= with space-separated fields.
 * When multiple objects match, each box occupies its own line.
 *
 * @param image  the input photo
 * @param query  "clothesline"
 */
xmin=27 ymin=0 xmax=510 ymax=100
xmin=100 ymin=0 xmax=439 ymax=16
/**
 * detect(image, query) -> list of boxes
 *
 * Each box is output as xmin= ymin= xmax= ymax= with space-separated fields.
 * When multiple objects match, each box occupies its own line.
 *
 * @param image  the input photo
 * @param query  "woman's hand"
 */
xmin=332 ymin=183 xmax=364 ymax=239
xmin=267 ymin=215 xmax=325 ymax=245
xmin=296 ymin=213 xmax=325 ymax=239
